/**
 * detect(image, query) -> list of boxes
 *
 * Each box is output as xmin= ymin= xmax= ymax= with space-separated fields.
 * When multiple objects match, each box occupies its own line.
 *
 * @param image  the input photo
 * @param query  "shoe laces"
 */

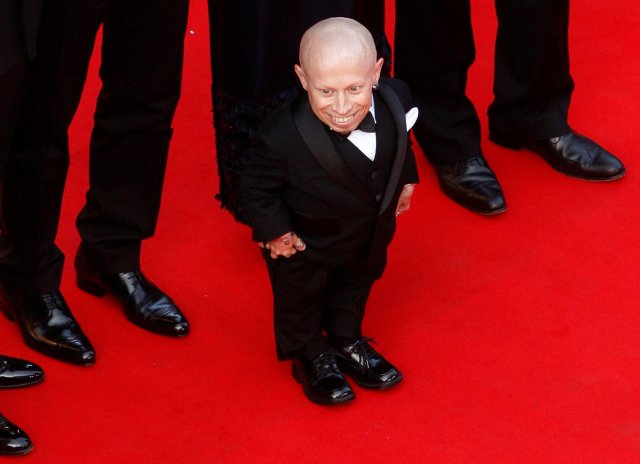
xmin=455 ymin=156 xmax=482 ymax=174
xmin=356 ymin=337 xmax=379 ymax=358
xmin=312 ymin=351 xmax=340 ymax=378
xmin=124 ymin=270 xmax=143 ymax=283
xmin=42 ymin=292 xmax=63 ymax=312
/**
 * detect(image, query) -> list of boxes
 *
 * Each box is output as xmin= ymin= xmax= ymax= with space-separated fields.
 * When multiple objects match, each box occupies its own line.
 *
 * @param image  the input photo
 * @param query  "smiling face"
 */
xmin=295 ymin=18 xmax=383 ymax=134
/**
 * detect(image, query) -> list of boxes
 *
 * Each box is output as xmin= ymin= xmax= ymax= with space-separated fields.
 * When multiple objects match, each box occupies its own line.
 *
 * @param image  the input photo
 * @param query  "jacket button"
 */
xmin=375 ymin=193 xmax=382 ymax=201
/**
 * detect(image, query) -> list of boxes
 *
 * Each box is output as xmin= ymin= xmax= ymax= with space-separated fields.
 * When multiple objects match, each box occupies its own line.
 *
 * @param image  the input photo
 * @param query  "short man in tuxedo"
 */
xmin=394 ymin=1 xmax=625 ymax=214
xmin=242 ymin=18 xmax=418 ymax=405
xmin=0 ymin=0 xmax=190 ymax=366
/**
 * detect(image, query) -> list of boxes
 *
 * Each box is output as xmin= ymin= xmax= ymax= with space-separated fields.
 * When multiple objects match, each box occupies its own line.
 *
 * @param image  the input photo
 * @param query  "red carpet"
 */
xmin=2 ymin=1 xmax=640 ymax=462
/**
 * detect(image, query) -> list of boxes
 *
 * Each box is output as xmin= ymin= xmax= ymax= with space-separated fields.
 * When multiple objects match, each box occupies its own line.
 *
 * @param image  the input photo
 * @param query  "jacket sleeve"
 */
xmin=240 ymin=132 xmax=294 ymax=242
xmin=402 ymin=142 xmax=420 ymax=185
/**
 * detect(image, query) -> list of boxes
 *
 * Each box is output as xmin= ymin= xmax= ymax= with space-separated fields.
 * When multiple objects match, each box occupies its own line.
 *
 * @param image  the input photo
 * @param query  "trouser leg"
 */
xmin=0 ymin=0 xmax=103 ymax=293
xmin=488 ymin=0 xmax=573 ymax=142
xmin=323 ymin=267 xmax=375 ymax=341
xmin=76 ymin=0 xmax=189 ymax=273
xmin=395 ymin=0 xmax=481 ymax=164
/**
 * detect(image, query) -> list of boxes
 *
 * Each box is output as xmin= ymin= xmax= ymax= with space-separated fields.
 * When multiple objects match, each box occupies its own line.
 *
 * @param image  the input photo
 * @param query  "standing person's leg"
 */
xmin=76 ymin=0 xmax=189 ymax=272
xmin=265 ymin=253 xmax=355 ymax=405
xmin=1 ymin=0 xmax=103 ymax=294
xmin=394 ymin=0 xmax=506 ymax=214
xmin=0 ymin=0 xmax=104 ymax=365
xmin=74 ymin=0 xmax=191 ymax=337
xmin=395 ymin=0 xmax=479 ymax=164
xmin=489 ymin=0 xmax=624 ymax=180
xmin=489 ymin=0 xmax=572 ymax=143
xmin=323 ymin=267 xmax=403 ymax=389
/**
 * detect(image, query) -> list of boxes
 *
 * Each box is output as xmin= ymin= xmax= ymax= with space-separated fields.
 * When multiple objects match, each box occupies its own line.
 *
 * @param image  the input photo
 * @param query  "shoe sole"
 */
xmin=0 ymin=445 xmax=34 ymax=456
xmin=436 ymin=179 xmax=507 ymax=216
xmin=442 ymin=192 xmax=507 ymax=216
xmin=0 ymin=375 xmax=45 ymax=389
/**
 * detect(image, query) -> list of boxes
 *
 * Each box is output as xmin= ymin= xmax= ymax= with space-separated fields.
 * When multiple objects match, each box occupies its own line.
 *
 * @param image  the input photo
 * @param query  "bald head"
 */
xmin=294 ymin=17 xmax=383 ymax=134
xmin=298 ymin=17 xmax=377 ymax=73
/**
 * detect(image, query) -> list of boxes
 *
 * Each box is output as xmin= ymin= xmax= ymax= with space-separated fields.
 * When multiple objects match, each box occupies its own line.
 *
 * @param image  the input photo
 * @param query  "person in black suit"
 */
xmin=242 ymin=18 xmax=418 ymax=405
xmin=394 ymin=0 xmax=625 ymax=215
xmin=0 ymin=0 xmax=190 ymax=366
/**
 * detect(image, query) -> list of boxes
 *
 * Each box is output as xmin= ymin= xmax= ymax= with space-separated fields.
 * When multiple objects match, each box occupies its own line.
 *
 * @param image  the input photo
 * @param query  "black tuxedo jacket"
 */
xmin=242 ymin=77 xmax=418 ymax=273
xmin=0 ymin=0 xmax=42 ymax=75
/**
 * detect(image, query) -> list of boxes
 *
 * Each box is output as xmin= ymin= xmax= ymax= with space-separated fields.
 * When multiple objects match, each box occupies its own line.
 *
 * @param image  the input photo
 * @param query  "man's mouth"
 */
xmin=331 ymin=112 xmax=358 ymax=125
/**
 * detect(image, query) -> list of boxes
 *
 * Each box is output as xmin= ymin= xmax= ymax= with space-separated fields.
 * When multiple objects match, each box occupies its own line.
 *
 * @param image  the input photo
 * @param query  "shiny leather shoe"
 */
xmin=334 ymin=338 xmax=403 ymax=390
xmin=0 ymin=355 xmax=44 ymax=388
xmin=75 ymin=254 xmax=189 ymax=337
xmin=0 ymin=414 xmax=32 ymax=455
xmin=292 ymin=351 xmax=355 ymax=405
xmin=433 ymin=153 xmax=507 ymax=215
xmin=0 ymin=286 xmax=95 ymax=366
xmin=491 ymin=130 xmax=626 ymax=181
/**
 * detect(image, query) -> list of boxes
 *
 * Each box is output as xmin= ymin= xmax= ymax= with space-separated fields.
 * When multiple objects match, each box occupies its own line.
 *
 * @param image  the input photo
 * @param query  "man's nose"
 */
xmin=333 ymin=93 xmax=351 ymax=114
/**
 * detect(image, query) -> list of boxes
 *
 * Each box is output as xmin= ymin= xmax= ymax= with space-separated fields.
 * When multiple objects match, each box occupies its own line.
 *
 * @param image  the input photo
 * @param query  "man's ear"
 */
xmin=294 ymin=64 xmax=308 ymax=90
xmin=373 ymin=58 xmax=384 ymax=85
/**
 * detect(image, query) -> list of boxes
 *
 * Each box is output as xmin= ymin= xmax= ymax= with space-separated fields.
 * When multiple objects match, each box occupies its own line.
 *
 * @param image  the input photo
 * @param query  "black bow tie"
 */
xmin=356 ymin=112 xmax=376 ymax=133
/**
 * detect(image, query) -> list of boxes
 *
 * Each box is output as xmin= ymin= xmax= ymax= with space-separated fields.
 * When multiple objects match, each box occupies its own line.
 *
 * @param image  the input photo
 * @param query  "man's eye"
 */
xmin=321 ymin=89 xmax=332 ymax=95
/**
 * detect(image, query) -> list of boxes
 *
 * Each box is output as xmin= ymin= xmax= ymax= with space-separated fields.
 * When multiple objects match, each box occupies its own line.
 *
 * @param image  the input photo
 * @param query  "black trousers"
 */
xmin=394 ymin=0 xmax=573 ymax=164
xmin=0 ymin=59 xmax=26 ymax=178
xmin=264 ymin=252 xmax=378 ymax=361
xmin=0 ymin=0 xmax=189 ymax=294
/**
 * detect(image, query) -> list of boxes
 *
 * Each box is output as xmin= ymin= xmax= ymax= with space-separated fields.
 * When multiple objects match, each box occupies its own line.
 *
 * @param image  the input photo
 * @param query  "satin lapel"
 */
xmin=376 ymin=82 xmax=408 ymax=215
xmin=292 ymin=95 xmax=374 ymax=204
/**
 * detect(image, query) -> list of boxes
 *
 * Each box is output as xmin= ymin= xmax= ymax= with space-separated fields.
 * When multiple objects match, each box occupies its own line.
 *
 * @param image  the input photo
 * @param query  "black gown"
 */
xmin=208 ymin=0 xmax=390 ymax=223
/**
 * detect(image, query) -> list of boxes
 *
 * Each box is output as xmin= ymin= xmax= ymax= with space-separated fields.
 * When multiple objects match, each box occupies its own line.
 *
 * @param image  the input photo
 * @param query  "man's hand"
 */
xmin=395 ymin=184 xmax=415 ymax=217
xmin=258 ymin=231 xmax=306 ymax=259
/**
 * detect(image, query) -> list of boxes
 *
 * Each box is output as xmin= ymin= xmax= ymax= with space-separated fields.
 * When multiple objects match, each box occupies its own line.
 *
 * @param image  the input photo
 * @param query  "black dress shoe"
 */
xmin=75 ymin=254 xmax=189 ymax=337
xmin=334 ymin=338 xmax=403 ymax=390
xmin=292 ymin=351 xmax=355 ymax=405
xmin=0 ymin=355 xmax=44 ymax=388
xmin=0 ymin=414 xmax=32 ymax=455
xmin=433 ymin=154 xmax=507 ymax=215
xmin=491 ymin=130 xmax=626 ymax=181
xmin=0 ymin=287 xmax=95 ymax=366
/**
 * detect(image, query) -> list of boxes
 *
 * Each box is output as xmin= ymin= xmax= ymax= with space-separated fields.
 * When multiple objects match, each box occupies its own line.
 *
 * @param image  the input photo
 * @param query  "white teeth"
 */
xmin=333 ymin=116 xmax=352 ymax=123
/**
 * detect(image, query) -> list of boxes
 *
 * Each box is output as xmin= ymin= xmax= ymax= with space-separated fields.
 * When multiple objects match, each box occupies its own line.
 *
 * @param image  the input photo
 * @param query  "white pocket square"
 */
xmin=405 ymin=107 xmax=419 ymax=132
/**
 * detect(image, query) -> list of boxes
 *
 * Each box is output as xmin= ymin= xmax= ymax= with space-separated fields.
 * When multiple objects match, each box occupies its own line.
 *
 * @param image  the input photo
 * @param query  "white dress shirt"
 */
xmin=347 ymin=100 xmax=419 ymax=161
